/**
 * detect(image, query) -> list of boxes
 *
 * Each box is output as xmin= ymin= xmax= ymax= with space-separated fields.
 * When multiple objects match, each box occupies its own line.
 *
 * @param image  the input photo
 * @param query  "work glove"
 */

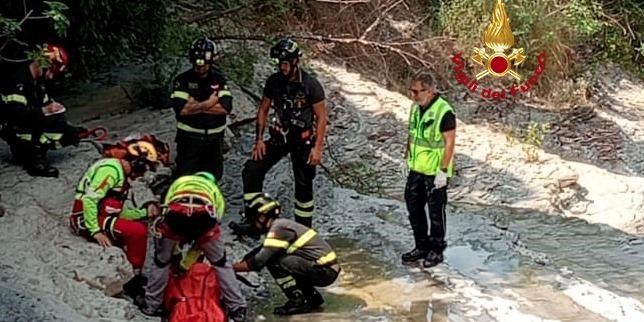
xmin=400 ymin=161 xmax=409 ymax=179
xmin=434 ymin=170 xmax=448 ymax=189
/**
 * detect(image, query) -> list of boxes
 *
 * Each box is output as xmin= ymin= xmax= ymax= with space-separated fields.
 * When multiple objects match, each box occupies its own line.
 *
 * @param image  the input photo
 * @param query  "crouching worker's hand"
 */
xmin=142 ymin=201 xmax=161 ymax=219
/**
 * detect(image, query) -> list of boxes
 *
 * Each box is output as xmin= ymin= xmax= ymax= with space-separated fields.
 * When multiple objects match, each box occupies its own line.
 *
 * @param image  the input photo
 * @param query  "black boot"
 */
xmin=295 ymin=216 xmax=312 ymax=228
xmin=305 ymin=287 xmax=324 ymax=308
xmin=25 ymin=145 xmax=58 ymax=178
xmin=273 ymin=289 xmax=313 ymax=316
xmin=25 ymin=162 xmax=59 ymax=178
xmin=402 ymin=248 xmax=428 ymax=263
xmin=123 ymin=274 xmax=147 ymax=300
xmin=422 ymin=250 xmax=444 ymax=268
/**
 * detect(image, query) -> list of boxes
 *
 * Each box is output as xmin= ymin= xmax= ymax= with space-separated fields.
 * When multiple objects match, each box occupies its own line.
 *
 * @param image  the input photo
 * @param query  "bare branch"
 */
xmin=0 ymin=10 xmax=34 ymax=56
xmin=360 ymin=0 xmax=403 ymax=40
xmin=314 ymin=0 xmax=371 ymax=3
xmin=0 ymin=54 xmax=30 ymax=63
xmin=209 ymin=33 xmax=435 ymax=69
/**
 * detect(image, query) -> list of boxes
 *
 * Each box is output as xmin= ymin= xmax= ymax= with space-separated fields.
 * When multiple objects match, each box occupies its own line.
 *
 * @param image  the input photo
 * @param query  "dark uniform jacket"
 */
xmin=170 ymin=67 xmax=233 ymax=135
xmin=0 ymin=63 xmax=53 ymax=128
xmin=247 ymin=218 xmax=337 ymax=271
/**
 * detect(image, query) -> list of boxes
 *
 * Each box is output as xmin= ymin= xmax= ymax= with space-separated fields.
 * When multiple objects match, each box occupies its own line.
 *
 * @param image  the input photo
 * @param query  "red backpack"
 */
xmin=163 ymin=262 xmax=226 ymax=322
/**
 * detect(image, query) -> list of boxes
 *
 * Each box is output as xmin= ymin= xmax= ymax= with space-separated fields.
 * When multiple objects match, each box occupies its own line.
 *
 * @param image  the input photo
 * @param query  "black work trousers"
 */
xmin=174 ymin=131 xmax=224 ymax=181
xmin=267 ymin=255 xmax=339 ymax=299
xmin=2 ymin=114 xmax=81 ymax=167
xmin=242 ymin=134 xmax=316 ymax=227
xmin=404 ymin=171 xmax=448 ymax=253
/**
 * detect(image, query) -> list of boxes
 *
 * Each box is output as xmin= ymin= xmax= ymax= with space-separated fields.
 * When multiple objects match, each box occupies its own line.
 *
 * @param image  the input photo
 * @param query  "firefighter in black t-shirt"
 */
xmin=230 ymin=38 xmax=328 ymax=236
xmin=169 ymin=37 xmax=233 ymax=182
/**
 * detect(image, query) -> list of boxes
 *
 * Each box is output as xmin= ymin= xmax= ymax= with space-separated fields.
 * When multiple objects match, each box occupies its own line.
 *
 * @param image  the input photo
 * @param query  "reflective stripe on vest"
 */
xmin=407 ymin=97 xmax=454 ymax=177
xmin=177 ymin=121 xmax=226 ymax=135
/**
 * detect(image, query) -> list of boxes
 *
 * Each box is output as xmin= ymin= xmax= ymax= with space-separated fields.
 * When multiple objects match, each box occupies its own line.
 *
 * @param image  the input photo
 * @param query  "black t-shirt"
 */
xmin=262 ymin=70 xmax=325 ymax=105
xmin=419 ymin=95 xmax=456 ymax=133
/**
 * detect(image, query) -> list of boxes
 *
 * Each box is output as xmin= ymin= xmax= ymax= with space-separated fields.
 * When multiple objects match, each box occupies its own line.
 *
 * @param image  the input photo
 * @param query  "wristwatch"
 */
xmin=440 ymin=168 xmax=448 ymax=173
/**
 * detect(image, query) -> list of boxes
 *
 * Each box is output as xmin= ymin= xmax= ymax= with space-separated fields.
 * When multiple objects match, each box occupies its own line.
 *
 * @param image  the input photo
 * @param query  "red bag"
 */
xmin=163 ymin=263 xmax=226 ymax=322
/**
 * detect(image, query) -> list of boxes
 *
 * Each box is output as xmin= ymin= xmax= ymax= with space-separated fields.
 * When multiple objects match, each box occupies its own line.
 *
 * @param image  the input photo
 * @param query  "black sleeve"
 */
xmin=0 ymin=81 xmax=44 ymax=122
xmin=262 ymin=74 xmax=280 ymax=100
xmin=306 ymin=77 xmax=325 ymax=105
xmin=215 ymin=74 xmax=233 ymax=113
xmin=439 ymin=111 xmax=456 ymax=132
xmin=170 ymin=75 xmax=189 ymax=116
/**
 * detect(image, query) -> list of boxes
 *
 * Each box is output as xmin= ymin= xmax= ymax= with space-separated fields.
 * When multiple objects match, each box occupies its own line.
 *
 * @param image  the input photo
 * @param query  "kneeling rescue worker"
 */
xmin=233 ymin=194 xmax=340 ymax=315
xmin=138 ymin=171 xmax=247 ymax=321
xmin=68 ymin=134 xmax=171 ymax=299
xmin=0 ymin=44 xmax=93 ymax=177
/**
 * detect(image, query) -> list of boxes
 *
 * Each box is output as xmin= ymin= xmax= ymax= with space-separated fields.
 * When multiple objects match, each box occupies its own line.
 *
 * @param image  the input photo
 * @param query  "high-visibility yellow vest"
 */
xmin=407 ymin=97 xmax=455 ymax=177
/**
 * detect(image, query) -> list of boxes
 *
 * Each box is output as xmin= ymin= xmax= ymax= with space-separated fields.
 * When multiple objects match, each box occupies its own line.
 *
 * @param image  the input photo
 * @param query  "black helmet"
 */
xmin=246 ymin=193 xmax=281 ymax=223
xmin=189 ymin=37 xmax=217 ymax=66
xmin=270 ymin=38 xmax=302 ymax=62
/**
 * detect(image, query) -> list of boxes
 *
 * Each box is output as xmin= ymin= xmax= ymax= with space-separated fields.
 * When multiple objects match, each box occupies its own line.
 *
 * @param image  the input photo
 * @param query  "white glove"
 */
xmin=401 ymin=162 xmax=409 ymax=179
xmin=434 ymin=170 xmax=447 ymax=189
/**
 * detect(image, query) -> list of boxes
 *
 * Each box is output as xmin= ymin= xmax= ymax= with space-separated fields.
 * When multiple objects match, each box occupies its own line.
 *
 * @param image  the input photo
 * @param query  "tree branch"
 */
xmin=314 ymin=0 xmax=372 ymax=3
xmin=209 ymin=33 xmax=436 ymax=69
xmin=360 ymin=0 xmax=403 ymax=40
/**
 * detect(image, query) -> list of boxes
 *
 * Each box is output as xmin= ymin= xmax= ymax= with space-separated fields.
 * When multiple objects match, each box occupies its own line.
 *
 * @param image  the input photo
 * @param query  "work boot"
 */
xmin=229 ymin=220 xmax=260 ymax=240
xmin=273 ymin=290 xmax=313 ymax=316
xmin=401 ymin=248 xmax=428 ymax=263
xmin=25 ymin=163 xmax=59 ymax=178
xmin=306 ymin=287 xmax=325 ymax=308
xmin=228 ymin=307 xmax=247 ymax=322
xmin=123 ymin=274 xmax=147 ymax=300
xmin=422 ymin=250 xmax=444 ymax=268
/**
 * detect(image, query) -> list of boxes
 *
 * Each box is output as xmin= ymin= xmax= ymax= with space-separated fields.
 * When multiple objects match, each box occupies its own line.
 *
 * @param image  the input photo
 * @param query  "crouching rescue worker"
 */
xmin=138 ymin=171 xmax=247 ymax=321
xmin=169 ymin=37 xmax=232 ymax=181
xmin=233 ymin=194 xmax=340 ymax=316
xmin=0 ymin=44 xmax=93 ymax=177
xmin=230 ymin=37 xmax=327 ymax=237
xmin=68 ymin=135 xmax=171 ymax=298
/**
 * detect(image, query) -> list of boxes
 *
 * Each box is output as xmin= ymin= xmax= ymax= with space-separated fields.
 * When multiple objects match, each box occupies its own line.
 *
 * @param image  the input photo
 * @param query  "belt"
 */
xmin=177 ymin=122 xmax=225 ymax=135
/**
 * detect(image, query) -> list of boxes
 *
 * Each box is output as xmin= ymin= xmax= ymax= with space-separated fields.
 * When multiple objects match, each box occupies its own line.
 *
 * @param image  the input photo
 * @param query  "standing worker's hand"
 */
xmin=251 ymin=140 xmax=266 ymax=161
xmin=307 ymin=147 xmax=322 ymax=166
xmin=93 ymin=232 xmax=113 ymax=248
xmin=401 ymin=161 xmax=409 ymax=179
xmin=434 ymin=170 xmax=447 ymax=189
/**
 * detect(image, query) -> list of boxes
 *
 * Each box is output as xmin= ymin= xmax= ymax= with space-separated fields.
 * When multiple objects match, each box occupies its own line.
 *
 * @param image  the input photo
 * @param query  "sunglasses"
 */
xmin=409 ymin=88 xmax=429 ymax=96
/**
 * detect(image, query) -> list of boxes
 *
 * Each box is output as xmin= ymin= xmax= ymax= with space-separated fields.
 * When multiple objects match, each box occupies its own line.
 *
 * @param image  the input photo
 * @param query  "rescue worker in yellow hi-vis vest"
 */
xmin=169 ymin=37 xmax=233 ymax=182
xmin=402 ymin=72 xmax=456 ymax=268
xmin=233 ymin=193 xmax=340 ymax=316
